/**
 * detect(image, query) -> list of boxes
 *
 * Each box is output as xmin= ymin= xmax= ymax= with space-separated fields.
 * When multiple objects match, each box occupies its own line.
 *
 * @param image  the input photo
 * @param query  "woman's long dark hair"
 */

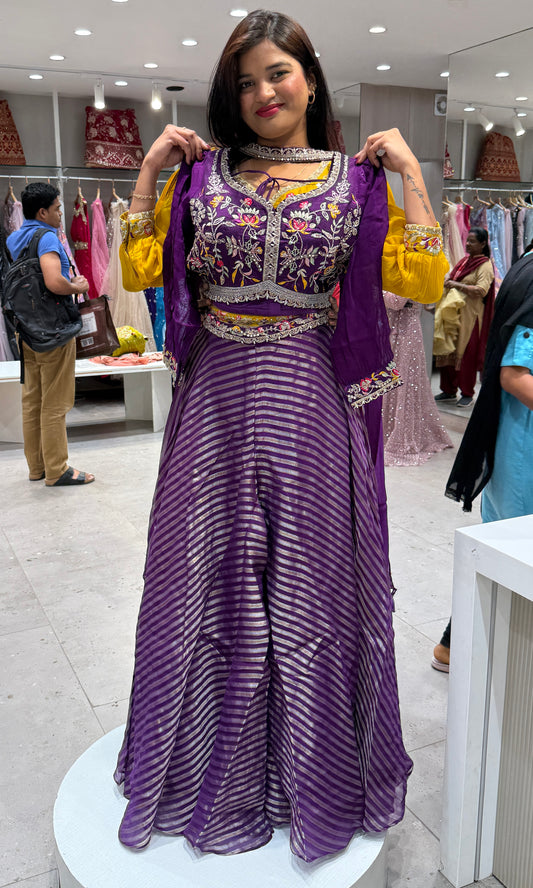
xmin=207 ymin=9 xmax=340 ymax=151
xmin=469 ymin=226 xmax=491 ymax=258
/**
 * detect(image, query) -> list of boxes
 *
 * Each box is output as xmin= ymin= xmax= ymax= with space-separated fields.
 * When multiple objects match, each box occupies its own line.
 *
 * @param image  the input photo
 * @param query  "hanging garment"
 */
xmin=383 ymin=293 xmax=452 ymax=465
xmin=84 ymin=107 xmax=144 ymax=169
xmin=516 ymin=207 xmax=526 ymax=259
xmin=90 ymin=196 xmax=109 ymax=296
xmin=0 ymin=100 xmax=26 ymax=165
xmin=102 ymin=198 xmax=156 ymax=351
xmin=469 ymin=201 xmax=487 ymax=230
xmin=57 ymin=226 xmax=79 ymax=275
xmin=70 ymin=193 xmax=97 ymax=298
xmin=443 ymin=143 xmax=455 ymax=179
xmin=445 ymin=203 xmax=464 ymax=268
xmin=486 ymin=205 xmax=508 ymax=283
xmin=144 ymin=286 xmax=166 ymax=350
xmin=476 ymin=132 xmax=520 ymax=181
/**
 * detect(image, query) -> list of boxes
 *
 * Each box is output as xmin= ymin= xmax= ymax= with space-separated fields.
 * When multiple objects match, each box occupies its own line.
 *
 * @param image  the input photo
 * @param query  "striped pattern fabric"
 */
xmin=114 ymin=325 xmax=412 ymax=861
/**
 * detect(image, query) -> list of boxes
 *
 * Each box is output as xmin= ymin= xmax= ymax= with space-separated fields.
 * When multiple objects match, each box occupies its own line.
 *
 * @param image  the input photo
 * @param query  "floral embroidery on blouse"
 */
xmin=345 ymin=362 xmax=402 ymax=408
xmin=404 ymin=223 xmax=443 ymax=256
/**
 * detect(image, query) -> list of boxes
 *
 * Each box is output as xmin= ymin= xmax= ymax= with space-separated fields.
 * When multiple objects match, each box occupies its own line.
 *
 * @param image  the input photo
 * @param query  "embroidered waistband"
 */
xmin=204 ymin=281 xmax=334 ymax=310
xmin=73 ymin=241 xmax=88 ymax=250
xmin=203 ymin=306 xmax=329 ymax=344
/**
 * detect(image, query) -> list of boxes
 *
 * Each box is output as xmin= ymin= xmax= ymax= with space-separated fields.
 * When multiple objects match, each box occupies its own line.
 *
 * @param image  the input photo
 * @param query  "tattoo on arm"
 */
xmin=406 ymin=173 xmax=431 ymax=217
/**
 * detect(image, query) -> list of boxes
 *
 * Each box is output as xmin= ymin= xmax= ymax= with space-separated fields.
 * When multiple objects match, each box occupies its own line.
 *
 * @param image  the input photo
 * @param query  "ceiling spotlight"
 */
xmin=516 ymin=110 xmax=527 ymax=118
xmin=494 ymin=71 xmax=510 ymax=78
xmin=515 ymin=96 xmax=528 ymax=102
xmin=151 ymin=83 xmax=162 ymax=111
xmin=94 ymin=79 xmax=105 ymax=109
xmin=29 ymin=73 xmax=44 ymax=80
xmin=144 ymin=62 xmax=158 ymax=69
xmin=369 ymin=25 xmax=387 ymax=33
xmin=477 ymin=110 xmax=493 ymax=132
xmin=115 ymin=80 xmax=128 ymax=86
xmin=512 ymin=116 xmax=525 ymax=137
xmin=229 ymin=8 xmax=248 ymax=15
xmin=74 ymin=28 xmax=92 ymax=36
xmin=315 ymin=51 xmax=321 ymax=58
xmin=49 ymin=54 xmax=65 ymax=61
xmin=440 ymin=71 xmax=449 ymax=78
xmin=463 ymin=104 xmax=476 ymax=112
xmin=335 ymin=95 xmax=345 ymax=110
xmin=182 ymin=38 xmax=198 ymax=46
xmin=376 ymin=64 xmax=391 ymax=71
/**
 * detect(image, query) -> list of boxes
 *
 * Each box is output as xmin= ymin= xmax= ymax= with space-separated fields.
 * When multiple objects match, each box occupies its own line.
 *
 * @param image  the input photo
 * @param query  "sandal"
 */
xmin=46 ymin=466 xmax=95 ymax=487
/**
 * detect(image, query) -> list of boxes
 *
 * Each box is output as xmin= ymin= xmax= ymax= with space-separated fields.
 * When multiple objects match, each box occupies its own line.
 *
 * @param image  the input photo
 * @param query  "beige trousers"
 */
xmin=21 ymin=338 xmax=76 ymax=483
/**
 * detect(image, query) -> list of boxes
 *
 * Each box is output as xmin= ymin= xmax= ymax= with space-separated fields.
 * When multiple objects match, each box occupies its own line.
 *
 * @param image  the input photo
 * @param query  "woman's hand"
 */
xmin=355 ymin=128 xmax=419 ymax=175
xmin=143 ymin=125 xmax=210 ymax=173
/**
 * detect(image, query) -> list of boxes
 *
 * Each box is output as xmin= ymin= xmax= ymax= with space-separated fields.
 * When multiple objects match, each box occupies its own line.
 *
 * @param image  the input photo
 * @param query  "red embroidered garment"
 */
xmin=0 ymin=100 xmax=26 ymax=165
xmin=476 ymin=132 xmax=520 ymax=181
xmin=443 ymin=142 xmax=455 ymax=179
xmin=84 ymin=107 xmax=144 ymax=169
xmin=70 ymin=193 xmax=97 ymax=298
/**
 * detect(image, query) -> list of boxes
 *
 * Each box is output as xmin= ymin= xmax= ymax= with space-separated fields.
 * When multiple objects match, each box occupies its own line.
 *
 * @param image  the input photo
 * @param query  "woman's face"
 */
xmin=238 ymin=39 xmax=315 ymax=147
xmin=466 ymin=231 xmax=485 ymax=256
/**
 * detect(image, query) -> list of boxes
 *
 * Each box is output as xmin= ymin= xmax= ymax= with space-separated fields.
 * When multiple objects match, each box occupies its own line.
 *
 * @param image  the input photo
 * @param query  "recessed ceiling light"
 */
xmin=463 ymin=105 xmax=476 ymax=112
xmin=376 ymin=64 xmax=391 ymax=71
xmin=516 ymin=110 xmax=527 ymax=118
xmin=369 ymin=25 xmax=386 ymax=33
xmin=440 ymin=71 xmax=449 ymax=78
xmin=229 ymin=8 xmax=248 ymax=15
xmin=315 ymin=51 xmax=320 ymax=58
xmin=74 ymin=28 xmax=92 ymax=36
xmin=144 ymin=62 xmax=158 ymax=69
xmin=515 ymin=96 xmax=528 ymax=102
xmin=112 ymin=0 xmax=129 ymax=3
xmin=49 ymin=54 xmax=65 ymax=61
xmin=115 ymin=80 xmax=128 ymax=86
xmin=182 ymin=39 xmax=198 ymax=46
xmin=29 ymin=74 xmax=44 ymax=80
xmin=494 ymin=71 xmax=510 ymax=78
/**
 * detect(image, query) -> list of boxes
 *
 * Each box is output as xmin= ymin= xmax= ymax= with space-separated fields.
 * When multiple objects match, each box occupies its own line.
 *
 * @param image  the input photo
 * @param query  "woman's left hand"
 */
xmin=355 ymin=127 xmax=419 ymax=175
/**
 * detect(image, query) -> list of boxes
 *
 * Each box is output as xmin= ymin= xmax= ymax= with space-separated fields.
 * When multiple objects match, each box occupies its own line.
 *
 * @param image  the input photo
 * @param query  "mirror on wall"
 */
xmin=445 ymin=28 xmax=533 ymax=183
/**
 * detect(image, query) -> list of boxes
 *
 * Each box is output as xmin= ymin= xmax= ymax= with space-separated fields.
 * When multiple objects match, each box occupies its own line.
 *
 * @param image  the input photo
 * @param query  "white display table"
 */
xmin=441 ymin=515 xmax=533 ymax=887
xmin=0 ymin=357 xmax=172 ymax=442
xmin=54 ymin=726 xmax=387 ymax=888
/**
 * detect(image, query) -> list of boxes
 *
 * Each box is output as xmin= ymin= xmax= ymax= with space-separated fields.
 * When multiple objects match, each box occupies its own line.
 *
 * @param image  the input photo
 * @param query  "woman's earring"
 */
xmin=308 ymin=91 xmax=316 ymax=107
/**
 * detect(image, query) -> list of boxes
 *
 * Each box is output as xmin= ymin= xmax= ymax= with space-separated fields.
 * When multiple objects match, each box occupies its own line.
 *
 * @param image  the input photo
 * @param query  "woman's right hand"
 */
xmin=143 ymin=125 xmax=210 ymax=172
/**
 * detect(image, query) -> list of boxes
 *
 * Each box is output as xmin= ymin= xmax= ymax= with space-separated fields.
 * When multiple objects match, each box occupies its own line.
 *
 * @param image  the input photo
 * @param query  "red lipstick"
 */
xmin=256 ymin=104 xmax=283 ymax=118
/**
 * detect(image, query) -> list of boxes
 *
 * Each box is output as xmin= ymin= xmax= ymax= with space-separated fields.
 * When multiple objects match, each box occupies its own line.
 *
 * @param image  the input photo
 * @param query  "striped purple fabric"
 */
xmin=114 ymin=325 xmax=412 ymax=861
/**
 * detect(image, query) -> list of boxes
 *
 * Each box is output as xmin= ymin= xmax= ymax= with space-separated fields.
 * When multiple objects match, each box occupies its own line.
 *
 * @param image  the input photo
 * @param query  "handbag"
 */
xmin=75 ymin=293 xmax=120 ymax=358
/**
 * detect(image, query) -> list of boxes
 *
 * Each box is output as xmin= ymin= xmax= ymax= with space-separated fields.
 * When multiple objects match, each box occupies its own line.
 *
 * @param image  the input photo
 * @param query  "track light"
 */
xmin=512 ymin=115 xmax=526 ymax=137
xmin=94 ymin=79 xmax=105 ymax=109
xmin=151 ymin=83 xmax=162 ymax=111
xmin=335 ymin=95 xmax=345 ymax=110
xmin=477 ymin=110 xmax=493 ymax=132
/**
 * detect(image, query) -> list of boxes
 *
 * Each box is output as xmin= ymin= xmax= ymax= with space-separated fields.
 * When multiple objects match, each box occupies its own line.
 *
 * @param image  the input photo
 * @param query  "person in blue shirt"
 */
xmin=7 ymin=182 xmax=94 ymax=486
xmin=433 ymin=242 xmax=533 ymax=671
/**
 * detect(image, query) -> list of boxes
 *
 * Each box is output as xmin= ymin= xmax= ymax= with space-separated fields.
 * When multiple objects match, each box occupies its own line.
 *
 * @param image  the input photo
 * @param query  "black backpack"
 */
xmin=1 ymin=229 xmax=82 ymax=353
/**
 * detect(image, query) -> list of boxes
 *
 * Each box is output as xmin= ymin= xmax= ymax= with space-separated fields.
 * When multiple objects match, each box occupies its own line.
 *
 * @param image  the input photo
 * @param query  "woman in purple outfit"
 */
xmin=115 ymin=10 xmax=447 ymax=862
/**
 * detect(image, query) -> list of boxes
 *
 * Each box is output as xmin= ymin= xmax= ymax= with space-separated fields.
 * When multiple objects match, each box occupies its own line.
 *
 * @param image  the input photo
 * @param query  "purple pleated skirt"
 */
xmin=114 ymin=324 xmax=412 ymax=861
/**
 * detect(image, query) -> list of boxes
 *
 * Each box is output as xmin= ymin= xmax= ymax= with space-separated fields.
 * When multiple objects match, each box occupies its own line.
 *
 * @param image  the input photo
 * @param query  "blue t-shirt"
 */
xmin=7 ymin=220 xmax=70 ymax=281
xmin=481 ymin=324 xmax=533 ymax=523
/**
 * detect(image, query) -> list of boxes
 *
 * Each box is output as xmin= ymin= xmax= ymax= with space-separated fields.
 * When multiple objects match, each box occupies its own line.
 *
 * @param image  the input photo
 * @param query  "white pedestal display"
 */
xmin=54 ymin=726 xmax=387 ymax=888
xmin=441 ymin=515 xmax=533 ymax=887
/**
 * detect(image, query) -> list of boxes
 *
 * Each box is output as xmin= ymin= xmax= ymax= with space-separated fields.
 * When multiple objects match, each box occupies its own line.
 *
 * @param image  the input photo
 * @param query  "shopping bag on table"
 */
xmin=75 ymin=293 xmax=120 ymax=358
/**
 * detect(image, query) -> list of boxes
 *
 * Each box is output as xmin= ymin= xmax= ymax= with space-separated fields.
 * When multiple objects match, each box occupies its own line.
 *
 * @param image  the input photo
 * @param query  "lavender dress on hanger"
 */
xmin=114 ymin=147 xmax=445 ymax=862
xmin=383 ymin=292 xmax=452 ymax=465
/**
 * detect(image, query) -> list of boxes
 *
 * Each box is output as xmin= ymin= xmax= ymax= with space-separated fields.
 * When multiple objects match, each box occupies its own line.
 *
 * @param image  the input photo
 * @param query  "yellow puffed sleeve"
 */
xmin=120 ymin=172 xmax=178 ymax=291
xmin=382 ymin=185 xmax=449 ymax=303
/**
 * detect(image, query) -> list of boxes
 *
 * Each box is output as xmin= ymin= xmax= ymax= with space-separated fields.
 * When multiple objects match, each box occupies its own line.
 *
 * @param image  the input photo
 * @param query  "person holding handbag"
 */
xmin=6 ymin=183 xmax=95 ymax=486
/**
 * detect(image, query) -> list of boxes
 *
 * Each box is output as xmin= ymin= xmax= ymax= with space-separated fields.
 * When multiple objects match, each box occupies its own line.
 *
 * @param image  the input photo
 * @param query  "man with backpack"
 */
xmin=6 ymin=183 xmax=95 ymax=486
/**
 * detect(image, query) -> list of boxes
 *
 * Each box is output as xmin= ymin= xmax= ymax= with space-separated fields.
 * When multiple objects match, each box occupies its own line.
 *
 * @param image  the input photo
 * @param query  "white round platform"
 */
xmin=54 ymin=726 xmax=387 ymax=888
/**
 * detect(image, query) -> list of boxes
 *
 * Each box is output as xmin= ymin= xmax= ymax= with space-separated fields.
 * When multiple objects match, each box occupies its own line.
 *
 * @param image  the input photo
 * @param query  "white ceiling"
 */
xmin=0 ymin=0 xmax=532 ymax=122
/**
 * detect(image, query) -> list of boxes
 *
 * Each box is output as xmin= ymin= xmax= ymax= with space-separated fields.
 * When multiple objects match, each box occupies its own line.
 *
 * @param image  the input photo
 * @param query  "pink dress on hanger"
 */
xmin=383 ymin=292 xmax=452 ymax=466
xmin=90 ymin=196 xmax=109 ymax=296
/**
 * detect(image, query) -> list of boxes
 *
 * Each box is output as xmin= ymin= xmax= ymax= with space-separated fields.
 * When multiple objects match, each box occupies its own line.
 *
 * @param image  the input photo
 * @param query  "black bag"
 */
xmin=1 ymin=229 xmax=82 ymax=353
xmin=75 ymin=293 xmax=120 ymax=358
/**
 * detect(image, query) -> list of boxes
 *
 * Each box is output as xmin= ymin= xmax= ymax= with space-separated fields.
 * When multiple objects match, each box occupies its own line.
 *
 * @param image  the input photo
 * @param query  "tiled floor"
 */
xmin=0 ymin=385 xmax=503 ymax=888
